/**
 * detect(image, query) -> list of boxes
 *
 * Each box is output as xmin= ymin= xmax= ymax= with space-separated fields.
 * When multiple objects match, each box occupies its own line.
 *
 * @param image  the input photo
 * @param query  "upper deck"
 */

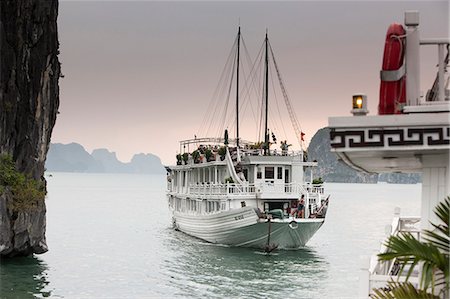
xmin=329 ymin=112 xmax=449 ymax=173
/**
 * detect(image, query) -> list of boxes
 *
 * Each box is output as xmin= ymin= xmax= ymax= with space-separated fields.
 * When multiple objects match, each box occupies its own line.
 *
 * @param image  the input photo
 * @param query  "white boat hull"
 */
xmin=173 ymin=206 xmax=324 ymax=249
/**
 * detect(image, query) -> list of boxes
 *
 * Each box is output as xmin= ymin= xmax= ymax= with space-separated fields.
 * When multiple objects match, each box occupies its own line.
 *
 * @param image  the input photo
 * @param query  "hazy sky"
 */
xmin=53 ymin=1 xmax=449 ymax=164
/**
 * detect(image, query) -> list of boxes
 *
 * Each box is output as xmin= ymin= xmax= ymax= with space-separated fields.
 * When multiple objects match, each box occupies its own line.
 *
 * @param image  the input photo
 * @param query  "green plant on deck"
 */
xmin=371 ymin=197 xmax=449 ymax=299
xmin=224 ymin=177 xmax=234 ymax=184
xmin=205 ymin=149 xmax=213 ymax=162
xmin=176 ymin=154 xmax=182 ymax=165
xmin=192 ymin=150 xmax=200 ymax=164
xmin=312 ymin=177 xmax=323 ymax=185
xmin=218 ymin=146 xmax=226 ymax=161
xmin=0 ymin=154 xmax=45 ymax=212
xmin=182 ymin=152 xmax=189 ymax=164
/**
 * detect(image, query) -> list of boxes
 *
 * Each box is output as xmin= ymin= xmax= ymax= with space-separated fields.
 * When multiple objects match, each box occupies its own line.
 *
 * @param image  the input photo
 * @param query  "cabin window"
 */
xmin=277 ymin=167 xmax=283 ymax=179
xmin=257 ymin=167 xmax=262 ymax=179
xmin=265 ymin=167 xmax=274 ymax=179
xmin=243 ymin=168 xmax=248 ymax=180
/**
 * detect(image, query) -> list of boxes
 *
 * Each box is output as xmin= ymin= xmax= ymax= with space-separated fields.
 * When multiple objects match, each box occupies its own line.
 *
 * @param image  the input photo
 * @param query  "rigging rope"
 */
xmin=195 ymin=30 xmax=303 ymax=150
xmin=268 ymin=41 xmax=304 ymax=150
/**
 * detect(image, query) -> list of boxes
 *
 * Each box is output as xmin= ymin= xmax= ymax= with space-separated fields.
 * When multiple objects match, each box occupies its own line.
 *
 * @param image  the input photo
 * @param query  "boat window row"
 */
xmin=171 ymin=197 xmax=227 ymax=214
xmin=257 ymin=166 xmax=285 ymax=180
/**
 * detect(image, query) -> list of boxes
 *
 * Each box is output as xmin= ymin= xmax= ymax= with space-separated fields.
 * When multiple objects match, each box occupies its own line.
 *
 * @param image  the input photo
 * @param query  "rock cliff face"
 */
xmin=0 ymin=0 xmax=60 ymax=256
xmin=307 ymin=127 xmax=378 ymax=183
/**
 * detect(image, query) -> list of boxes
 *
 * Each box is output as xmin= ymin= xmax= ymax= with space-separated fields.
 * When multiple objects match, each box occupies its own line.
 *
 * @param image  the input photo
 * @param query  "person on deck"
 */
xmin=290 ymin=199 xmax=298 ymax=217
xmin=297 ymin=195 xmax=305 ymax=218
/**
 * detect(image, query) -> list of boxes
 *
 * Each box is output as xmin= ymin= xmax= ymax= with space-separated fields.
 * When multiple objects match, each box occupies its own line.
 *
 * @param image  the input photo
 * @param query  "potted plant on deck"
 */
xmin=312 ymin=177 xmax=324 ymax=186
xmin=182 ymin=153 xmax=189 ymax=165
xmin=192 ymin=150 xmax=201 ymax=164
xmin=218 ymin=146 xmax=226 ymax=161
xmin=205 ymin=148 xmax=214 ymax=162
xmin=176 ymin=154 xmax=182 ymax=165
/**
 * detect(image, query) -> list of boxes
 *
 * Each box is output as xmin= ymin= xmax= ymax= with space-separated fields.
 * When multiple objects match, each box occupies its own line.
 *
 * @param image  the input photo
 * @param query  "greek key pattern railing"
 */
xmin=330 ymin=127 xmax=450 ymax=149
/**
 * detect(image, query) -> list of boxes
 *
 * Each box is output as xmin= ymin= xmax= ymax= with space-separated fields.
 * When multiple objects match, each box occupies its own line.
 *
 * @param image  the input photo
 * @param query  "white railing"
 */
xmin=305 ymin=184 xmax=325 ymax=194
xmin=185 ymin=182 xmax=315 ymax=198
xmin=370 ymin=214 xmax=421 ymax=276
xmin=239 ymin=148 xmax=303 ymax=157
xmin=360 ymin=208 xmax=421 ymax=298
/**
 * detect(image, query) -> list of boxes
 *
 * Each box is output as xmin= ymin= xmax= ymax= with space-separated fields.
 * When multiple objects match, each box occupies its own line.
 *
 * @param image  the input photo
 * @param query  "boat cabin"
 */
xmin=167 ymin=138 xmax=325 ymax=219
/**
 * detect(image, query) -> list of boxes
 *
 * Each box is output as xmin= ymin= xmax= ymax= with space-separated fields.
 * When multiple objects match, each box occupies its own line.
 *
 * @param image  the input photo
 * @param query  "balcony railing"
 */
xmin=359 ymin=208 xmax=421 ymax=298
xmin=183 ymin=182 xmax=316 ymax=198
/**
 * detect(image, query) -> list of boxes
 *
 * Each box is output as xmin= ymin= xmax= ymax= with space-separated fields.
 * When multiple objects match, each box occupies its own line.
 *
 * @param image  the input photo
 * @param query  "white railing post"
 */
xmin=359 ymin=256 xmax=371 ymax=299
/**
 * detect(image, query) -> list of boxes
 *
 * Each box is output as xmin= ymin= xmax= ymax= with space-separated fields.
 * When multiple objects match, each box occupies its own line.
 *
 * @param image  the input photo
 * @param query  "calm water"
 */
xmin=1 ymin=173 xmax=421 ymax=298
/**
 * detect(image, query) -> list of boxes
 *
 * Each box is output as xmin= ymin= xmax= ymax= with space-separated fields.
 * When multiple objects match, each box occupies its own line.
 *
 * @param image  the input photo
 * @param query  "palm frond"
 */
xmin=373 ymin=197 xmax=450 ymax=298
xmin=432 ymin=197 xmax=449 ymax=228
xmin=379 ymin=233 xmax=446 ymax=270
xmin=371 ymin=281 xmax=439 ymax=299
xmin=378 ymin=232 xmax=448 ymax=290
xmin=423 ymin=197 xmax=449 ymax=254
xmin=423 ymin=229 xmax=449 ymax=253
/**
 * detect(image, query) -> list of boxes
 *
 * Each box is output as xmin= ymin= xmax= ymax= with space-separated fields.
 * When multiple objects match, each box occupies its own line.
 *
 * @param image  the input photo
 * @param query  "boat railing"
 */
xmin=257 ymin=182 xmax=307 ymax=195
xmin=187 ymin=182 xmax=308 ymax=197
xmin=239 ymin=148 xmax=303 ymax=157
xmin=305 ymin=183 xmax=325 ymax=194
xmin=360 ymin=208 xmax=421 ymax=297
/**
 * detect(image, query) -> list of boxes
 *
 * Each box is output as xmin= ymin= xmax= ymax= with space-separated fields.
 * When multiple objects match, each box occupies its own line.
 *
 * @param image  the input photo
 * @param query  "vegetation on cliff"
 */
xmin=0 ymin=155 xmax=45 ymax=212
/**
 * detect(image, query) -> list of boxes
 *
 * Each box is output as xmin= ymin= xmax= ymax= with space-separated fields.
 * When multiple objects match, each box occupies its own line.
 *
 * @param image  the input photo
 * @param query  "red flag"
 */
xmin=300 ymin=131 xmax=305 ymax=141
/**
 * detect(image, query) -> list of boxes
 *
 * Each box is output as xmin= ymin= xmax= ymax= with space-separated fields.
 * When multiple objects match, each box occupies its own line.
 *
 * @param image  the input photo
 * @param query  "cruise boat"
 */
xmin=166 ymin=28 xmax=329 ymax=251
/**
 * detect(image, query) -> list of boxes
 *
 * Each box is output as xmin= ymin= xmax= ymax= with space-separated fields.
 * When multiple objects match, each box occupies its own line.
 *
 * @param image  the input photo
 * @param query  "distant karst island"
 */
xmin=47 ymin=132 xmax=421 ymax=184
xmin=46 ymin=143 xmax=165 ymax=174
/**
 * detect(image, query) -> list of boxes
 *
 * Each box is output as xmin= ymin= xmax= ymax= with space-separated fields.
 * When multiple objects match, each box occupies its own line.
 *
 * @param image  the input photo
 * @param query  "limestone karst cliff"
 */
xmin=0 ymin=0 xmax=60 ymax=256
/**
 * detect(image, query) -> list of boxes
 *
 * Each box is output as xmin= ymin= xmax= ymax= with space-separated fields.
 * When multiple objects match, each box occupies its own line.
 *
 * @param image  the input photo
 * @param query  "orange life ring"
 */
xmin=379 ymin=23 xmax=406 ymax=114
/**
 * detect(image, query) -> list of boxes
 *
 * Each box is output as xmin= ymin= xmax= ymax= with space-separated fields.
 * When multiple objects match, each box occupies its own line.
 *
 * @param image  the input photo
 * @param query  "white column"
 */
xmin=405 ymin=11 xmax=421 ymax=106
xmin=437 ymin=44 xmax=445 ymax=102
xmin=420 ymin=154 xmax=449 ymax=232
xmin=187 ymin=170 xmax=190 ymax=194
xmin=184 ymin=171 xmax=188 ymax=193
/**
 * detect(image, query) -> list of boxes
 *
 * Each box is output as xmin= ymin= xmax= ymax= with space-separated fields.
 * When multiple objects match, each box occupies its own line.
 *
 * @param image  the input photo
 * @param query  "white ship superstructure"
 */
xmin=328 ymin=11 xmax=449 ymax=297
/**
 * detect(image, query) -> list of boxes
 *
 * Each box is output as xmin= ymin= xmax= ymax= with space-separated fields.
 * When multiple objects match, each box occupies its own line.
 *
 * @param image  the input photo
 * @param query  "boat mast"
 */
xmin=264 ymin=30 xmax=269 ymax=155
xmin=236 ymin=26 xmax=241 ymax=149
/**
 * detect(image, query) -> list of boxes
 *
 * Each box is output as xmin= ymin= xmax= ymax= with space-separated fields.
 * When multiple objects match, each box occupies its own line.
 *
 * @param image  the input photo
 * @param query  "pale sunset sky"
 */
xmin=53 ymin=1 xmax=449 ymax=164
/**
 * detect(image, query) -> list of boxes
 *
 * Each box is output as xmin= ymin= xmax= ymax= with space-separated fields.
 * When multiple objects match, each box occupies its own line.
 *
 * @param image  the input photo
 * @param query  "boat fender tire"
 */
xmin=289 ymin=220 xmax=298 ymax=230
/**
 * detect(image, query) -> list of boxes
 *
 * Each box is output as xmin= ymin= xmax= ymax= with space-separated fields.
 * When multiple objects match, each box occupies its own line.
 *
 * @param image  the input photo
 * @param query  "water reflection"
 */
xmin=0 ymin=256 xmax=51 ymax=298
xmin=162 ymin=229 xmax=328 ymax=298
